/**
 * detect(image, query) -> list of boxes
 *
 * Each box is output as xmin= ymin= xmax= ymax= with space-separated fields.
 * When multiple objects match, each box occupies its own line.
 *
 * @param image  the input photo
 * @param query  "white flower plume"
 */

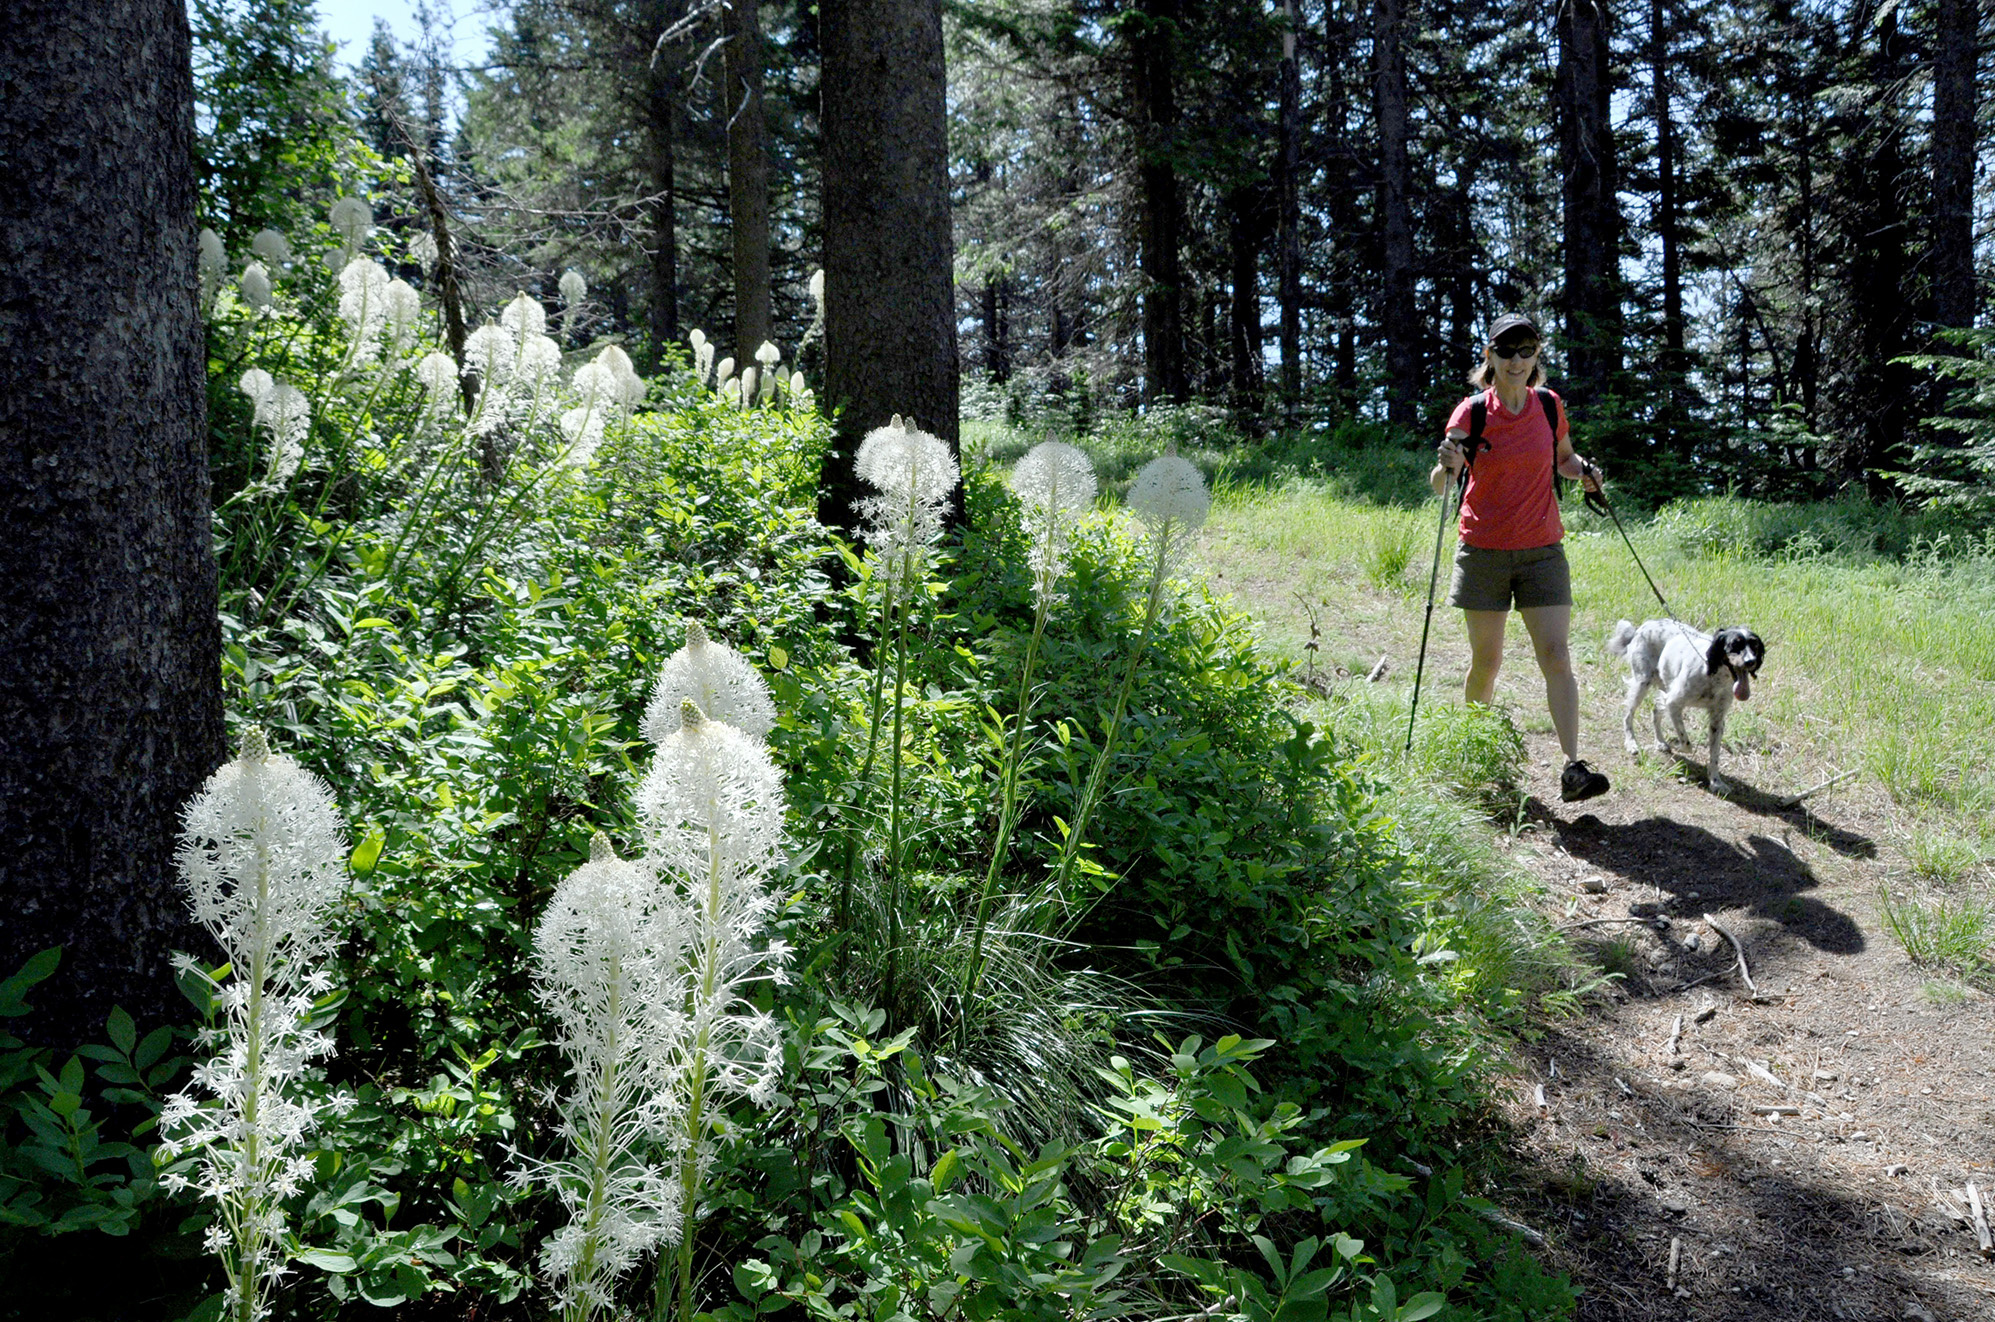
xmin=240 ymin=262 xmax=273 ymax=309
xmin=854 ymin=415 xmax=960 ymax=596
xmin=1125 ymin=450 xmax=1210 ymax=561
xmin=559 ymin=269 xmax=587 ymax=336
xmin=338 ymin=259 xmax=391 ymax=364
xmin=161 ymin=728 xmax=353 ymax=1322
xmin=637 ymin=703 xmax=790 ymax=1112
xmin=383 ymin=279 xmax=422 ymax=353
xmin=416 ymin=351 xmax=460 ymax=414
xmin=408 ymin=230 xmax=439 ymax=273
xmin=1012 ymin=440 xmax=1097 ymax=600
xmin=251 ymin=383 xmax=310 ymax=491
xmin=463 ymin=324 xmax=516 ymax=387
xmin=522 ymin=834 xmax=691 ymax=1321
xmin=250 ymin=229 xmax=291 ymax=265
xmin=593 ymin=345 xmax=646 ymax=409
xmin=501 ymin=291 xmax=548 ymax=341
xmin=329 ymin=197 xmax=372 ymax=246
xmin=238 ymin=369 xmax=274 ymax=407
xmin=641 ymin=622 xmax=776 ymax=744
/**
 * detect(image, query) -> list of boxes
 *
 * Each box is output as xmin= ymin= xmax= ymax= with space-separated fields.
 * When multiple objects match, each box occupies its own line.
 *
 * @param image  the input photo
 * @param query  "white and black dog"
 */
xmin=1606 ymin=619 xmax=1767 ymax=794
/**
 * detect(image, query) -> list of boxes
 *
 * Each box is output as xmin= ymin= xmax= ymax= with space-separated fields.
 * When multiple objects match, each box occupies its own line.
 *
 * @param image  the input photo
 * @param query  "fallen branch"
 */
xmin=1664 ymin=1014 xmax=1684 ymax=1057
xmin=1778 ymin=768 xmax=1859 ymax=809
xmin=1970 ymin=1181 xmax=1993 ymax=1256
xmin=1703 ymin=913 xmax=1758 ymax=994
xmin=1666 ymin=1237 xmax=1682 ymax=1290
xmin=1750 ymin=1104 xmax=1801 ymax=1116
xmin=1366 ymin=654 xmax=1390 ymax=683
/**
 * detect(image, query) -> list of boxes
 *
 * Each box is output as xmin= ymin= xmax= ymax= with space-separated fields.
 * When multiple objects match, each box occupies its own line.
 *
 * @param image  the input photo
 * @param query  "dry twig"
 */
xmin=1702 ymin=913 xmax=1757 ymax=993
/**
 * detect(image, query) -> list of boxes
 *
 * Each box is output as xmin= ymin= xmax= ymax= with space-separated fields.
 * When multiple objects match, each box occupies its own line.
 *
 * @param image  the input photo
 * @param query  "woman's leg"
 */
xmin=1463 ymin=609 xmax=1508 ymax=705
xmin=1519 ymin=604 xmax=1580 ymax=762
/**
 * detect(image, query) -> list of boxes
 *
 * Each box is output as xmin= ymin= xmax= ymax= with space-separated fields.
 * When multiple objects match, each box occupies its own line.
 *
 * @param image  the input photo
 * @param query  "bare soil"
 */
xmin=1198 ymin=543 xmax=1995 ymax=1322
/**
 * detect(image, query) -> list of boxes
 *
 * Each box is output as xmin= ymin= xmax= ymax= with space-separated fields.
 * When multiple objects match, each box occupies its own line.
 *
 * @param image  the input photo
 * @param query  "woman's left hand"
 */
xmin=1578 ymin=459 xmax=1605 ymax=493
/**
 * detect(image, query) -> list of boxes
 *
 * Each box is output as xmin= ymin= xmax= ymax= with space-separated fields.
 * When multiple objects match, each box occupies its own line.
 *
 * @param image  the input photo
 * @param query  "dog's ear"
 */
xmin=1706 ymin=632 xmax=1730 ymax=675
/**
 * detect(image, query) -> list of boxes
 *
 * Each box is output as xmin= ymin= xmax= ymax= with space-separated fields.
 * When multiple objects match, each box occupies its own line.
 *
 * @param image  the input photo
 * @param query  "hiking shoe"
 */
xmin=1560 ymin=759 xmax=1611 ymax=803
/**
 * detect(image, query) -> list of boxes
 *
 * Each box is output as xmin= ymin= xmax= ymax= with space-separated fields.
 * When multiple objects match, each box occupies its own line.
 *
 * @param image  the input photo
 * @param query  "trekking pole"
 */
xmin=1405 ymin=462 xmax=1468 ymax=754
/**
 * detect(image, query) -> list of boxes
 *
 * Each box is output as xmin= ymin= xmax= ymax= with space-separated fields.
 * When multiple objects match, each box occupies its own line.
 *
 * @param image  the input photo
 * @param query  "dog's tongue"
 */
xmin=1734 ymin=672 xmax=1751 ymax=702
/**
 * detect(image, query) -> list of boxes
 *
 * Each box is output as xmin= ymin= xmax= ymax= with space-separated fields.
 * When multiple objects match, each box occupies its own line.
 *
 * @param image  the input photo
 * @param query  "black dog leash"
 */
xmin=1579 ymin=461 xmax=1677 ymax=620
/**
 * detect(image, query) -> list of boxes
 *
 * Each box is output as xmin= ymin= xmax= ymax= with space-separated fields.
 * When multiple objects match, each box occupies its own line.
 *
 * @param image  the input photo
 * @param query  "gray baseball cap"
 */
xmin=1487 ymin=313 xmax=1541 ymax=345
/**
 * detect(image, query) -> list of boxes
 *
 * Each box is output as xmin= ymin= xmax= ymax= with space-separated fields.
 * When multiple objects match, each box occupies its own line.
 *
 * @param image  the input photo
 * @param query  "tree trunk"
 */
xmin=1374 ymin=0 xmax=1417 ymax=428
xmin=725 ymin=0 xmax=772 ymax=358
xmin=817 ymin=0 xmax=960 ymax=536
xmin=1278 ymin=0 xmax=1303 ymax=426
xmin=1133 ymin=0 xmax=1188 ymax=404
xmin=1931 ymin=0 xmax=1978 ymax=328
xmin=1227 ymin=187 xmax=1268 ymax=420
xmin=0 ymin=0 xmax=224 ymax=1046
xmin=982 ymin=277 xmax=1013 ymax=383
xmin=648 ymin=3 xmax=681 ymax=360
xmin=1556 ymin=0 xmax=1623 ymax=405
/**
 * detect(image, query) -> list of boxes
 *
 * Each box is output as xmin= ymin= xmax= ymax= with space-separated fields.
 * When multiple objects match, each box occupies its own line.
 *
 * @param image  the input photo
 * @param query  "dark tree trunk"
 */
xmin=1227 ymin=187 xmax=1268 ymax=419
xmin=1133 ymin=0 xmax=1188 ymax=403
xmin=648 ymin=6 xmax=681 ymax=360
xmin=1931 ymin=0 xmax=1978 ymax=328
xmin=1374 ymin=0 xmax=1417 ymax=427
xmin=1278 ymin=0 xmax=1303 ymax=425
xmin=1556 ymin=0 xmax=1623 ymax=405
xmin=725 ymin=0 xmax=772 ymax=357
xmin=817 ymin=0 xmax=960 ymax=536
xmin=982 ymin=277 xmax=1012 ymax=382
xmin=0 ymin=0 xmax=224 ymax=1046
xmin=1444 ymin=174 xmax=1474 ymax=379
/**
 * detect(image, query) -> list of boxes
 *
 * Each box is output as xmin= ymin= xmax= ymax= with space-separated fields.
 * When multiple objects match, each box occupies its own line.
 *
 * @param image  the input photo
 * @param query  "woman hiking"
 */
xmin=1431 ymin=313 xmax=1612 ymax=804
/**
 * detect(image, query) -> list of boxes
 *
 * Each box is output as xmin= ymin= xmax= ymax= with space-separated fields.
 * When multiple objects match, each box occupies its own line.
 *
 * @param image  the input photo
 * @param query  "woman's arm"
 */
xmin=1554 ymin=427 xmax=1604 ymax=492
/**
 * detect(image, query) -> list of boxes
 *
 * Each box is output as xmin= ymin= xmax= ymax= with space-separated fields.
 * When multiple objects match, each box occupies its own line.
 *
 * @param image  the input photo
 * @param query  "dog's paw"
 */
xmin=1652 ymin=739 xmax=1671 ymax=755
xmin=1623 ymin=737 xmax=1641 ymax=757
xmin=1708 ymin=776 xmax=1732 ymax=795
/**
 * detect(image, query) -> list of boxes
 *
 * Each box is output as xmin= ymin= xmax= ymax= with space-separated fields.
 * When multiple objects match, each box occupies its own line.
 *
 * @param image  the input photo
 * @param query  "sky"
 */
xmin=311 ymin=0 xmax=489 ymax=70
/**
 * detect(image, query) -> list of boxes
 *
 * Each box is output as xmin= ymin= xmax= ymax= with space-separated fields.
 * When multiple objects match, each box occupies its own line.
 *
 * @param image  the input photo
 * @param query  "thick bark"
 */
xmin=0 ymin=0 xmax=224 ymax=1045
xmin=1133 ymin=0 xmax=1188 ymax=403
xmin=725 ymin=0 xmax=772 ymax=357
xmin=1374 ymin=0 xmax=1417 ymax=427
xmin=817 ymin=0 xmax=960 ymax=536
xmin=648 ymin=5 xmax=681 ymax=359
xmin=1555 ymin=0 xmax=1623 ymax=404
xmin=1931 ymin=0 xmax=1978 ymax=327
xmin=1278 ymin=0 xmax=1303 ymax=424
xmin=982 ymin=277 xmax=1013 ymax=383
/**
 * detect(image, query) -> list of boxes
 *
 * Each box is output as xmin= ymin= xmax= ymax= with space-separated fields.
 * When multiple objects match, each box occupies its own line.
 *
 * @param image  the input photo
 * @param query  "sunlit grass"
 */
xmin=1877 ymin=885 xmax=1995 ymax=984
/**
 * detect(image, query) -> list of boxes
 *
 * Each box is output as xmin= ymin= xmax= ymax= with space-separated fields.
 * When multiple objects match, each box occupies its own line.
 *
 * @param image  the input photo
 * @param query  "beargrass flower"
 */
xmin=638 ymin=699 xmax=790 ymax=1322
xmin=250 ymin=383 xmax=310 ymax=490
xmin=1011 ymin=440 xmax=1097 ymax=603
xmin=383 ymin=279 xmax=422 ymax=354
xmin=558 ymin=407 xmax=606 ymax=467
xmin=559 ymin=269 xmax=587 ymax=338
xmin=854 ymin=415 xmax=959 ymax=597
xmin=640 ymin=622 xmax=776 ymax=744
xmin=249 ymin=229 xmax=291 ymax=265
xmin=416 ymin=351 xmax=459 ymax=413
xmin=337 ymin=259 xmax=390 ymax=365
xmin=463 ymin=324 xmax=516 ymax=388
xmin=712 ymin=356 xmax=735 ymax=398
xmin=238 ymin=369 xmax=274 ymax=408
xmin=1124 ymin=447 xmax=1210 ymax=563
xmin=408 ymin=230 xmax=439 ymax=273
xmin=240 ymin=262 xmax=273 ymax=309
xmin=737 ymin=366 xmax=757 ymax=409
xmin=159 ymin=728 xmax=353 ymax=1322
xmin=688 ymin=329 xmax=714 ymax=385
xmin=502 ymin=291 xmax=548 ymax=341
xmin=594 ymin=345 xmax=646 ymax=409
xmin=198 ymin=227 xmax=226 ymax=291
xmin=329 ymin=197 xmax=372 ymax=247
xmin=519 ymin=834 xmax=691 ymax=1322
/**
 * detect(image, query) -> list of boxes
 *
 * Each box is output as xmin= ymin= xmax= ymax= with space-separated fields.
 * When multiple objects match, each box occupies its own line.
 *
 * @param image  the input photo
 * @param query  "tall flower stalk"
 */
xmin=961 ymin=441 xmax=1096 ymax=1024
xmin=848 ymin=417 xmax=959 ymax=1003
xmin=159 ymin=729 xmax=353 ymax=1322
xmin=1051 ymin=448 xmax=1209 ymax=898
xmin=518 ymin=835 xmax=690 ymax=1322
xmin=637 ymin=699 xmax=789 ymax=1322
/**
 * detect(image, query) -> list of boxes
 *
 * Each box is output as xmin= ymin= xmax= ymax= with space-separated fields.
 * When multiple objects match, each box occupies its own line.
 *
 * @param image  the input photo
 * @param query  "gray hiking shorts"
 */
xmin=1446 ymin=541 xmax=1571 ymax=612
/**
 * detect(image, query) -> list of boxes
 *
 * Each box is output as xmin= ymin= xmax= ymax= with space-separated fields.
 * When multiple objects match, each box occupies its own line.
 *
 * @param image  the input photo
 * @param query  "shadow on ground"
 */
xmin=1535 ymin=808 xmax=1865 ymax=955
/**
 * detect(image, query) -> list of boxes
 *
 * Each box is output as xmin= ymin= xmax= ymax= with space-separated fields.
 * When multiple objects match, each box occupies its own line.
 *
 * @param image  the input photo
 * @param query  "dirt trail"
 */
xmin=1198 ymin=549 xmax=1995 ymax=1322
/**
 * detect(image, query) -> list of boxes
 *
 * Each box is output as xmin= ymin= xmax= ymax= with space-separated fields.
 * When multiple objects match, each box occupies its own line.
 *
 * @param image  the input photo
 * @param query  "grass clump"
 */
xmin=1877 ymin=885 xmax=1995 ymax=983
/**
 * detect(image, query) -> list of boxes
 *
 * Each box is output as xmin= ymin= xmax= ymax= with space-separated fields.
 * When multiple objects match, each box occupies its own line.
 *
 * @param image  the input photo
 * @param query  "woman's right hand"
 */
xmin=1436 ymin=436 xmax=1466 ymax=475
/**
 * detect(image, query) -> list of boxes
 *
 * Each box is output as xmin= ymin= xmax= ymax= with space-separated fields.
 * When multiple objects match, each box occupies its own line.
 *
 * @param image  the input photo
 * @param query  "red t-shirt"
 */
xmin=1445 ymin=388 xmax=1569 ymax=550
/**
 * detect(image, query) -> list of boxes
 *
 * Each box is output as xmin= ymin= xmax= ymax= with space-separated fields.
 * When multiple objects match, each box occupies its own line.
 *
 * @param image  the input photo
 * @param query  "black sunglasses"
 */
xmin=1492 ymin=343 xmax=1539 ymax=360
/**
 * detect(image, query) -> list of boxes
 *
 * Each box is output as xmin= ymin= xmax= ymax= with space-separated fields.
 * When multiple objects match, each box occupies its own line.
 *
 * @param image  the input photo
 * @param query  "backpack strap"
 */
xmin=1465 ymin=396 xmax=1488 ymax=469
xmin=1536 ymin=388 xmax=1560 ymax=498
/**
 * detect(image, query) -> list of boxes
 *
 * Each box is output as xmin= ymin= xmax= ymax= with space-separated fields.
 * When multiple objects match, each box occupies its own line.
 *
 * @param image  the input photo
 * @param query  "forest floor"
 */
xmin=1196 ymin=504 xmax=1995 ymax=1322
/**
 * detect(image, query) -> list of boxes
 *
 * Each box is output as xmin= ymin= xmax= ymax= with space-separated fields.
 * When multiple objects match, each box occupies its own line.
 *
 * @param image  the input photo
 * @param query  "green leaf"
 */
xmin=0 ymin=947 xmax=61 ymax=1016
xmin=294 ymin=1247 xmax=358 ymax=1273
xmin=105 ymin=1006 xmax=137 ymax=1056
xmin=1397 ymin=1294 xmax=1446 ymax=1322
xmin=349 ymin=826 xmax=387 ymax=875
